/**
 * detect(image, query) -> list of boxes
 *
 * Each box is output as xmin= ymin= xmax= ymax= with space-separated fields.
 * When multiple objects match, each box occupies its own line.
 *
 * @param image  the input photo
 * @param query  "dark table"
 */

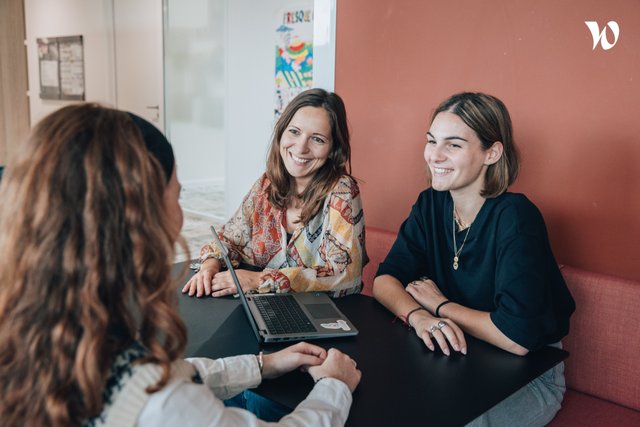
xmin=175 ymin=263 xmax=568 ymax=426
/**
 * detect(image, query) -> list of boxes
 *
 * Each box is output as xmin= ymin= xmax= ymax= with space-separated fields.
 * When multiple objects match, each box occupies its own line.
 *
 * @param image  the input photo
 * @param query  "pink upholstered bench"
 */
xmin=549 ymin=266 xmax=640 ymax=426
xmin=362 ymin=227 xmax=397 ymax=297
xmin=362 ymin=227 xmax=640 ymax=425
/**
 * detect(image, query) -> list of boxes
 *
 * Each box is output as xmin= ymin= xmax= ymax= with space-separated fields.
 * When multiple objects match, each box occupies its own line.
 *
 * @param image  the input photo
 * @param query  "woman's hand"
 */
xmin=261 ymin=342 xmax=327 ymax=379
xmin=209 ymin=269 xmax=261 ymax=297
xmin=182 ymin=258 xmax=221 ymax=297
xmin=181 ymin=259 xmax=261 ymax=297
xmin=405 ymin=279 xmax=466 ymax=354
xmin=408 ymin=309 xmax=467 ymax=356
xmin=308 ymin=348 xmax=362 ymax=393
xmin=406 ymin=278 xmax=446 ymax=314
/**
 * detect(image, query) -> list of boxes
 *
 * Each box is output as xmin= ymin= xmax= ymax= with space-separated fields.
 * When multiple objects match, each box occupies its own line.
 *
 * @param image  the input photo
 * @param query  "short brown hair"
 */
xmin=431 ymin=92 xmax=520 ymax=197
xmin=266 ymin=88 xmax=351 ymax=224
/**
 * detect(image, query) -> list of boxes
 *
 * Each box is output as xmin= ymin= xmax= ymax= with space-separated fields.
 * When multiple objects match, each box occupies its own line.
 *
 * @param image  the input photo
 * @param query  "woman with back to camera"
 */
xmin=0 ymin=104 xmax=361 ymax=427
xmin=183 ymin=88 xmax=366 ymax=299
xmin=373 ymin=92 xmax=575 ymax=426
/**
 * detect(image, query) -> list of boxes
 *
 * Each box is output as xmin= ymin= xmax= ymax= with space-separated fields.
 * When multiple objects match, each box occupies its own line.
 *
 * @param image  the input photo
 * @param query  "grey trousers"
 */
xmin=466 ymin=342 xmax=566 ymax=427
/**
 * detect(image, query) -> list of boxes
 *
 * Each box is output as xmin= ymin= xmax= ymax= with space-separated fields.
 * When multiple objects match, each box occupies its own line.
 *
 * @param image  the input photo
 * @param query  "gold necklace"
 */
xmin=454 ymin=210 xmax=467 ymax=230
xmin=452 ymin=208 xmax=472 ymax=270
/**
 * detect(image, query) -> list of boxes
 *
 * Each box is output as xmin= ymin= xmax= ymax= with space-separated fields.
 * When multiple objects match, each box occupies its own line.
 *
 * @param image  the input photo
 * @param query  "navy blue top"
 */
xmin=376 ymin=189 xmax=575 ymax=351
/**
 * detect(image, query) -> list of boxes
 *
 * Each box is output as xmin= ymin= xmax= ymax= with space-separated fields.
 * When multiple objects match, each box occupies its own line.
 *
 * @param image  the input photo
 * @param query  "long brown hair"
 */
xmin=431 ymin=92 xmax=520 ymax=197
xmin=266 ymin=88 xmax=352 ymax=224
xmin=0 ymin=104 xmax=187 ymax=426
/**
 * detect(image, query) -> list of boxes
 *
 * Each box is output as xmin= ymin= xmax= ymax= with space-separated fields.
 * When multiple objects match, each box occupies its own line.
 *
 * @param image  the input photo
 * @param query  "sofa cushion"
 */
xmin=549 ymin=390 xmax=640 ymax=426
xmin=362 ymin=227 xmax=397 ymax=296
xmin=561 ymin=266 xmax=640 ymax=410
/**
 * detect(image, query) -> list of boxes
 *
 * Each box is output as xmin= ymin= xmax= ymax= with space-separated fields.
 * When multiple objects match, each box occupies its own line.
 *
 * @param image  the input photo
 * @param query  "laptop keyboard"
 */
xmin=253 ymin=295 xmax=317 ymax=334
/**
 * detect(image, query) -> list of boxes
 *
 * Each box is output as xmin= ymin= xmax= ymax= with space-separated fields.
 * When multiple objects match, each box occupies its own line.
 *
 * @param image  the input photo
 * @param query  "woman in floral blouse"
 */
xmin=183 ymin=88 xmax=366 ymax=299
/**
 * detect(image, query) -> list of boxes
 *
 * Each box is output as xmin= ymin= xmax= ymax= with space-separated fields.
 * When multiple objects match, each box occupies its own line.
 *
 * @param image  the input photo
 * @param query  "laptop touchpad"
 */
xmin=305 ymin=303 xmax=341 ymax=319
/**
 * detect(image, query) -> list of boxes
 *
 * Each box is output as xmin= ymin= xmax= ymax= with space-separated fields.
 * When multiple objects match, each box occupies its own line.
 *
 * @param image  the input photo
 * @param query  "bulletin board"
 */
xmin=37 ymin=35 xmax=85 ymax=101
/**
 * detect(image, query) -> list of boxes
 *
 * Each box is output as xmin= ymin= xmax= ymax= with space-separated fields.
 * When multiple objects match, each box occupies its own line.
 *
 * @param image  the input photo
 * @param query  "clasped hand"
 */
xmin=406 ymin=278 xmax=467 ymax=355
xmin=182 ymin=258 xmax=261 ymax=297
xmin=263 ymin=342 xmax=361 ymax=393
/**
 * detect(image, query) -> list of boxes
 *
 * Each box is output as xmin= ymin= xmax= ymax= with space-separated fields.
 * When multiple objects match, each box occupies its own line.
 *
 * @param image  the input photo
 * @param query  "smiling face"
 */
xmin=279 ymin=106 xmax=333 ymax=192
xmin=425 ymin=112 xmax=502 ymax=199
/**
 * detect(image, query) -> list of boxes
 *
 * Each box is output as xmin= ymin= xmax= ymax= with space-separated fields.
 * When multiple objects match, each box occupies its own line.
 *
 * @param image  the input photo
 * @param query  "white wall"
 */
xmin=25 ymin=0 xmax=225 ymax=186
xmin=24 ymin=0 xmax=336 ymax=214
xmin=24 ymin=0 xmax=116 ymax=125
xmin=165 ymin=0 xmax=225 ymax=184
xmin=224 ymin=0 xmax=315 ymax=217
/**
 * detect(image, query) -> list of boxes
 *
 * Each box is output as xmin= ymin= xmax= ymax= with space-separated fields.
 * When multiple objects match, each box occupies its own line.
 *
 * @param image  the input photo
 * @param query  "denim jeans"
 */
xmin=225 ymin=390 xmax=292 ymax=422
xmin=466 ymin=342 xmax=566 ymax=427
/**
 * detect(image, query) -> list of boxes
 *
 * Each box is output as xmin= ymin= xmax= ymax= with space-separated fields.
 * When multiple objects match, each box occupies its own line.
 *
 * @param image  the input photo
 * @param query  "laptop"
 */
xmin=209 ymin=225 xmax=358 ymax=343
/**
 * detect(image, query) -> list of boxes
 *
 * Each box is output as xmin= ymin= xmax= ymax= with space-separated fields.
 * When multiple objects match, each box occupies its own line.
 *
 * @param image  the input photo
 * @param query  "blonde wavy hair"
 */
xmin=0 ymin=104 xmax=187 ymax=426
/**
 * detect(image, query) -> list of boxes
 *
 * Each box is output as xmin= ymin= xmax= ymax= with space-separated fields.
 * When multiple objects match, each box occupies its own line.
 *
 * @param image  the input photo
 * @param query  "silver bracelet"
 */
xmin=256 ymin=351 xmax=264 ymax=374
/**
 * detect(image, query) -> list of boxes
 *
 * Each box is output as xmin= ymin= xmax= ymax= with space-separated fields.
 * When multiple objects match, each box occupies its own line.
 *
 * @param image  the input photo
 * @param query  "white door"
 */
xmin=113 ymin=0 xmax=164 ymax=131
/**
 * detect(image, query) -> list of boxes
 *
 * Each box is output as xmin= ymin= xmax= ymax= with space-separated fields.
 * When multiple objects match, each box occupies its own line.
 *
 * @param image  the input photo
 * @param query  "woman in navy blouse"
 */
xmin=373 ymin=92 xmax=575 ymax=426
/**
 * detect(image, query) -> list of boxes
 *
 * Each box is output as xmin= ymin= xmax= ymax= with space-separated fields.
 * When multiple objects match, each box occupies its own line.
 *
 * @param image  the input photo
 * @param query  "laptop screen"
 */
xmin=209 ymin=225 xmax=262 ymax=342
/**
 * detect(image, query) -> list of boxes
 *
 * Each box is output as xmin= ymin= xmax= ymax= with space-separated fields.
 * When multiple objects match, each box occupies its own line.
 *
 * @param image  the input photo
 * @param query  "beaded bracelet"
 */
xmin=314 ymin=376 xmax=329 ymax=384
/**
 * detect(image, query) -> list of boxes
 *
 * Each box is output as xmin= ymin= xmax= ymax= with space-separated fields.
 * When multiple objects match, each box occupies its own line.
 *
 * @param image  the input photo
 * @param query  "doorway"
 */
xmin=164 ymin=0 xmax=227 ymax=261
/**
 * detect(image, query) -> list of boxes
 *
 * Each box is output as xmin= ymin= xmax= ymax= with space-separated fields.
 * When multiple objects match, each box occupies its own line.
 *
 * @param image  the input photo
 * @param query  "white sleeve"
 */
xmin=186 ymin=355 xmax=262 ymax=400
xmin=137 ymin=367 xmax=352 ymax=427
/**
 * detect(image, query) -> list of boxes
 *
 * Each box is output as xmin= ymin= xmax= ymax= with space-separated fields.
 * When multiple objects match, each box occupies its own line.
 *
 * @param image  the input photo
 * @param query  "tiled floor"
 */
xmin=175 ymin=183 xmax=226 ymax=262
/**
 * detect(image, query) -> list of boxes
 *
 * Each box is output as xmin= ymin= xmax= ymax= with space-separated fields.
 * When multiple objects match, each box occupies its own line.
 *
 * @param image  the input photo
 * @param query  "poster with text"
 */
xmin=275 ymin=5 xmax=313 ymax=117
xmin=37 ymin=35 xmax=85 ymax=100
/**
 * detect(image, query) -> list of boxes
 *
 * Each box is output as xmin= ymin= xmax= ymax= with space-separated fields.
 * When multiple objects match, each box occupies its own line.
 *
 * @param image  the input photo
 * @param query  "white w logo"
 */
xmin=585 ymin=21 xmax=620 ymax=50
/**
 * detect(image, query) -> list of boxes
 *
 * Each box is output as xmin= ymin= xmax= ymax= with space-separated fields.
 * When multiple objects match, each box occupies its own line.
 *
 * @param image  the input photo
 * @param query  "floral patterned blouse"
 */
xmin=199 ymin=173 xmax=367 ymax=297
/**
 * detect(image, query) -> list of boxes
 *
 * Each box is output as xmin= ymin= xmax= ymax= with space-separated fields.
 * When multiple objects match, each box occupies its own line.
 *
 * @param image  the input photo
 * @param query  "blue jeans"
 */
xmin=466 ymin=342 xmax=566 ymax=427
xmin=225 ymin=390 xmax=292 ymax=422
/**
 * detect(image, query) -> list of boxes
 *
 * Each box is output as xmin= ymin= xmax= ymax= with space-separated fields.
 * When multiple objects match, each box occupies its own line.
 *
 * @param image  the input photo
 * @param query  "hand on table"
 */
xmin=308 ymin=348 xmax=361 ymax=393
xmin=261 ymin=342 xmax=327 ymax=379
xmin=182 ymin=259 xmax=261 ymax=297
xmin=406 ymin=277 xmax=466 ymax=355
xmin=208 ymin=269 xmax=261 ymax=297
xmin=182 ymin=258 xmax=221 ymax=297
xmin=408 ymin=309 xmax=467 ymax=356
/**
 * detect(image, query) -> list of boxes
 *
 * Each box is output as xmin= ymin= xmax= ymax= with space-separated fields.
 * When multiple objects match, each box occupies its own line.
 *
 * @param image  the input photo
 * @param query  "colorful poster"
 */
xmin=275 ymin=7 xmax=314 ymax=117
